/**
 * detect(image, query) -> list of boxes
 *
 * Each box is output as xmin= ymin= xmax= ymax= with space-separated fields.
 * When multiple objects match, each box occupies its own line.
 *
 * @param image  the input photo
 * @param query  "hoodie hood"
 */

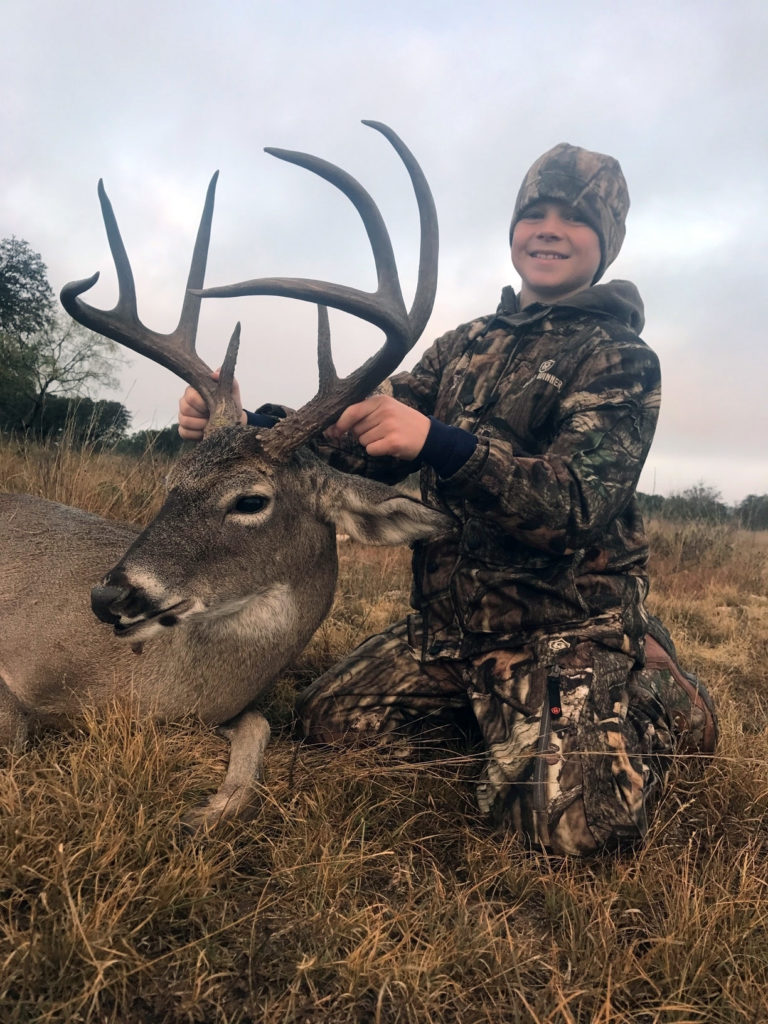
xmin=497 ymin=279 xmax=645 ymax=334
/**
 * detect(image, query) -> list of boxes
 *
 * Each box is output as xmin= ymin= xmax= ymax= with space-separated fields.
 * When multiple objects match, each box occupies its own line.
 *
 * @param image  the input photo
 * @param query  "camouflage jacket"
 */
xmin=313 ymin=280 xmax=660 ymax=662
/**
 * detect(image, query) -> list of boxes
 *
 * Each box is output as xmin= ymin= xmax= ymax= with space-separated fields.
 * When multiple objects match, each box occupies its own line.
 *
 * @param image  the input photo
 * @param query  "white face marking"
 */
xmin=110 ymin=597 xmax=205 ymax=640
xmin=115 ymin=568 xmax=168 ymax=604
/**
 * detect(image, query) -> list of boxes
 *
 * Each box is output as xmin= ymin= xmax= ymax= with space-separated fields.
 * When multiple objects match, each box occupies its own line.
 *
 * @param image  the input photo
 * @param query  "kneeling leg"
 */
xmin=297 ymin=619 xmax=472 ymax=748
xmin=475 ymin=642 xmax=658 ymax=857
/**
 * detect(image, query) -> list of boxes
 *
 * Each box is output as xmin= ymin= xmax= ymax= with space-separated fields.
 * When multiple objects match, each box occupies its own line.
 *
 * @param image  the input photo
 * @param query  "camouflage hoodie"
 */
xmin=315 ymin=278 xmax=659 ymax=663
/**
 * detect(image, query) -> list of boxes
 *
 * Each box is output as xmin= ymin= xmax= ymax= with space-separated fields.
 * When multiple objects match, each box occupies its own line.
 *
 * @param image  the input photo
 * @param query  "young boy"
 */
xmin=179 ymin=143 xmax=717 ymax=855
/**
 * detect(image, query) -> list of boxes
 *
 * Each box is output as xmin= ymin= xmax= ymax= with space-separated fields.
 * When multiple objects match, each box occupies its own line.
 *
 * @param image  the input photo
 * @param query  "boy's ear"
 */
xmin=314 ymin=473 xmax=453 ymax=546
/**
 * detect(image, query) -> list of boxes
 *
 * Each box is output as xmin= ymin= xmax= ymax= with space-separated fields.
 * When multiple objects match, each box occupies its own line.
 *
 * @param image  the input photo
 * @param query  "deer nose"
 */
xmin=91 ymin=583 xmax=133 ymax=624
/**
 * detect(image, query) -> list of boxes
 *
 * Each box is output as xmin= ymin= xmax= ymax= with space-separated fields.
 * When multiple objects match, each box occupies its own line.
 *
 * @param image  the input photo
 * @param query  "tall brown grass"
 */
xmin=0 ymin=429 xmax=170 ymax=526
xmin=1 ymin=436 xmax=767 ymax=1023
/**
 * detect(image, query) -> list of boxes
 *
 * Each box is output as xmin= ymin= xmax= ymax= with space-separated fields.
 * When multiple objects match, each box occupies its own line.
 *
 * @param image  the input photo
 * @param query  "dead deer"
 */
xmin=0 ymin=122 xmax=451 ymax=828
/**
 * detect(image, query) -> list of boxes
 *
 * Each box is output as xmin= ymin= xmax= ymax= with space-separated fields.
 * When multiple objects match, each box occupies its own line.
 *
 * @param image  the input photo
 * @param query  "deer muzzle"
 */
xmin=91 ymin=583 xmax=132 ymax=625
xmin=91 ymin=571 xmax=194 ymax=637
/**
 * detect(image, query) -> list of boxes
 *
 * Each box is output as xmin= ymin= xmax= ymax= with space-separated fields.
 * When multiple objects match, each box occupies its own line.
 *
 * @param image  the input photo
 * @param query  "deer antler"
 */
xmin=59 ymin=173 xmax=241 ymax=434
xmin=194 ymin=121 xmax=439 ymax=458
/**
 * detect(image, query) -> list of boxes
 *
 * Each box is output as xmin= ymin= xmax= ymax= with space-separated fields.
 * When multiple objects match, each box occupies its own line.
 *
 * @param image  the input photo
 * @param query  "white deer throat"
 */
xmin=191 ymin=583 xmax=297 ymax=642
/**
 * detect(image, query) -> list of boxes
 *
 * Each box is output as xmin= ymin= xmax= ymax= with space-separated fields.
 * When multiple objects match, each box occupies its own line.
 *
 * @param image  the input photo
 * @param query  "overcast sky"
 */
xmin=3 ymin=0 xmax=766 ymax=503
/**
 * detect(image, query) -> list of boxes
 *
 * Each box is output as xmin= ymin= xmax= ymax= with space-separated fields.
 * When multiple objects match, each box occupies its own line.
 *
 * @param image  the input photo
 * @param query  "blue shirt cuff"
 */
xmin=244 ymin=409 xmax=279 ymax=427
xmin=419 ymin=417 xmax=478 ymax=478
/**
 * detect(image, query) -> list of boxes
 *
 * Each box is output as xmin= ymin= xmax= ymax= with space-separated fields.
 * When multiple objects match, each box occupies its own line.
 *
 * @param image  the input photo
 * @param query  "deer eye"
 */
xmin=232 ymin=495 xmax=269 ymax=514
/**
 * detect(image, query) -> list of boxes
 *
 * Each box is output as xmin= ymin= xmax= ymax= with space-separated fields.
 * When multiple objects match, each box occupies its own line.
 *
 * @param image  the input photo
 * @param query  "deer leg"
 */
xmin=181 ymin=708 xmax=271 ymax=831
xmin=0 ymin=675 xmax=30 ymax=753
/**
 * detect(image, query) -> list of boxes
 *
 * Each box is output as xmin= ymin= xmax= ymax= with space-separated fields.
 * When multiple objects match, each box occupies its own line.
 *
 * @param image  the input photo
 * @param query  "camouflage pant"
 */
xmin=297 ymin=619 xmax=711 ymax=856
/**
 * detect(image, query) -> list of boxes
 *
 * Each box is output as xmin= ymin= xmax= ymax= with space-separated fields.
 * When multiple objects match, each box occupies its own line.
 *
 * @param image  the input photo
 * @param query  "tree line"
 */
xmin=0 ymin=235 xmax=185 ymax=453
xmin=637 ymin=485 xmax=768 ymax=531
xmin=0 ymin=235 xmax=125 ymax=439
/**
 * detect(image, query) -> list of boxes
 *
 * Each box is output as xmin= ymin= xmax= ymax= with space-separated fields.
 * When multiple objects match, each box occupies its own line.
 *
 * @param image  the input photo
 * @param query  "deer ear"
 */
xmin=317 ymin=475 xmax=452 ymax=546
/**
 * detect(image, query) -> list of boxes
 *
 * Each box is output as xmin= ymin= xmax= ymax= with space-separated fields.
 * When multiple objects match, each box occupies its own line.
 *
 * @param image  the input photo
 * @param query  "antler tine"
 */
xmin=315 ymin=305 xmax=338 ymax=397
xmin=361 ymin=121 xmax=439 ymax=340
xmin=196 ymin=122 xmax=438 ymax=458
xmin=60 ymin=172 xmax=239 ymax=425
xmin=205 ymin=321 xmax=242 ymax=434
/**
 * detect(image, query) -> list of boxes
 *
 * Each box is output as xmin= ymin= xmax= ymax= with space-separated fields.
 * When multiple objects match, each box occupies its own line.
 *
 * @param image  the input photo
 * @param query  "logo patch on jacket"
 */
xmin=534 ymin=360 xmax=563 ymax=391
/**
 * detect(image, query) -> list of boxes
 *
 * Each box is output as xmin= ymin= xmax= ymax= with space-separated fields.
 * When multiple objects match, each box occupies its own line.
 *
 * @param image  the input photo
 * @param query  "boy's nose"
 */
xmin=536 ymin=217 xmax=563 ymax=237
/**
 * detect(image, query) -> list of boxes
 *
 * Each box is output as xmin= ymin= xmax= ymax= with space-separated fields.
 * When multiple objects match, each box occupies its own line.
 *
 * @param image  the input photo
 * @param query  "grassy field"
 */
xmin=1 ymin=437 xmax=767 ymax=1023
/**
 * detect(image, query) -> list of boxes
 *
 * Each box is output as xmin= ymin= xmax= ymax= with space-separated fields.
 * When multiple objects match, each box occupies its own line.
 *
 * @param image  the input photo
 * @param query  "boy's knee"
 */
xmin=537 ymin=798 xmax=644 ymax=857
xmin=295 ymin=682 xmax=347 ymax=743
xmin=492 ymin=791 xmax=601 ymax=857
xmin=545 ymin=798 xmax=601 ymax=857
xmin=296 ymin=679 xmax=392 ymax=745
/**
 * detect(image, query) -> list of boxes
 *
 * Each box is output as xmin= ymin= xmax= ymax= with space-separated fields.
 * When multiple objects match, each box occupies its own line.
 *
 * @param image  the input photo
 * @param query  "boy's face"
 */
xmin=511 ymin=200 xmax=602 ymax=306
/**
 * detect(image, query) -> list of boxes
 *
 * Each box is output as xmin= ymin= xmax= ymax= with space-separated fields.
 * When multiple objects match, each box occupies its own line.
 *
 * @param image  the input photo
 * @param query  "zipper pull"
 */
xmin=547 ymin=666 xmax=563 ymax=720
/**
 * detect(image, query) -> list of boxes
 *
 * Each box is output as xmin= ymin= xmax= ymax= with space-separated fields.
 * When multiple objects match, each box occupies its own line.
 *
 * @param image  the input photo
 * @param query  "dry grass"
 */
xmin=0 ymin=431 xmax=172 ymax=526
xmin=1 ymin=438 xmax=768 ymax=1023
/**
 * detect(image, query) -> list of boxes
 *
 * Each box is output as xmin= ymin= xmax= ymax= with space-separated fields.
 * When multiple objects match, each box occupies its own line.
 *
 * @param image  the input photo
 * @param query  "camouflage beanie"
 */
xmin=509 ymin=143 xmax=630 ymax=283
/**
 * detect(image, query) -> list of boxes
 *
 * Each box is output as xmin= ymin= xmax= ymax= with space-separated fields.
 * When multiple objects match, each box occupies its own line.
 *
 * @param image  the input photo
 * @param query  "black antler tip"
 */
xmin=60 ymin=271 xmax=101 ymax=305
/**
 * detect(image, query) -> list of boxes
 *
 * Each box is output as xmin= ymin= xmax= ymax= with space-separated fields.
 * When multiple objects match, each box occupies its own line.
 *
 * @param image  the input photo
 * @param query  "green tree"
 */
xmin=10 ymin=317 xmax=123 ymax=431
xmin=33 ymin=395 xmax=130 ymax=447
xmin=636 ymin=492 xmax=667 ymax=520
xmin=0 ymin=236 xmax=124 ymax=437
xmin=117 ymin=426 xmax=186 ymax=457
xmin=0 ymin=236 xmax=55 ymax=335
xmin=737 ymin=494 xmax=768 ymax=531
xmin=0 ymin=337 xmax=36 ymax=427
xmin=664 ymin=483 xmax=730 ymax=524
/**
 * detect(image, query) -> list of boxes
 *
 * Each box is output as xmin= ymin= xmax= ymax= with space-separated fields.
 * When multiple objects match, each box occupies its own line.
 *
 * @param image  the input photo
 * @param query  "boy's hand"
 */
xmin=178 ymin=370 xmax=246 ymax=441
xmin=326 ymin=395 xmax=429 ymax=460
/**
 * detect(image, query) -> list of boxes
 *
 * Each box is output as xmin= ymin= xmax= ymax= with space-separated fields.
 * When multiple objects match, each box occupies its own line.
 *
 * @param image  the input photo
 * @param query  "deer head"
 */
xmin=60 ymin=123 xmax=449 ymax=648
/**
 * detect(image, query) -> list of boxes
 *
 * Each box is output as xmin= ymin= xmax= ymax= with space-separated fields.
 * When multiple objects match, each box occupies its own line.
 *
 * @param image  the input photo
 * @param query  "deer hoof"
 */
xmin=179 ymin=786 xmax=261 ymax=833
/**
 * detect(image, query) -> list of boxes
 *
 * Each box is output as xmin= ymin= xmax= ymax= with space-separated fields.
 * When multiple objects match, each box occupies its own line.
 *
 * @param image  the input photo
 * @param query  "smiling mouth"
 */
xmin=530 ymin=252 xmax=567 ymax=260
